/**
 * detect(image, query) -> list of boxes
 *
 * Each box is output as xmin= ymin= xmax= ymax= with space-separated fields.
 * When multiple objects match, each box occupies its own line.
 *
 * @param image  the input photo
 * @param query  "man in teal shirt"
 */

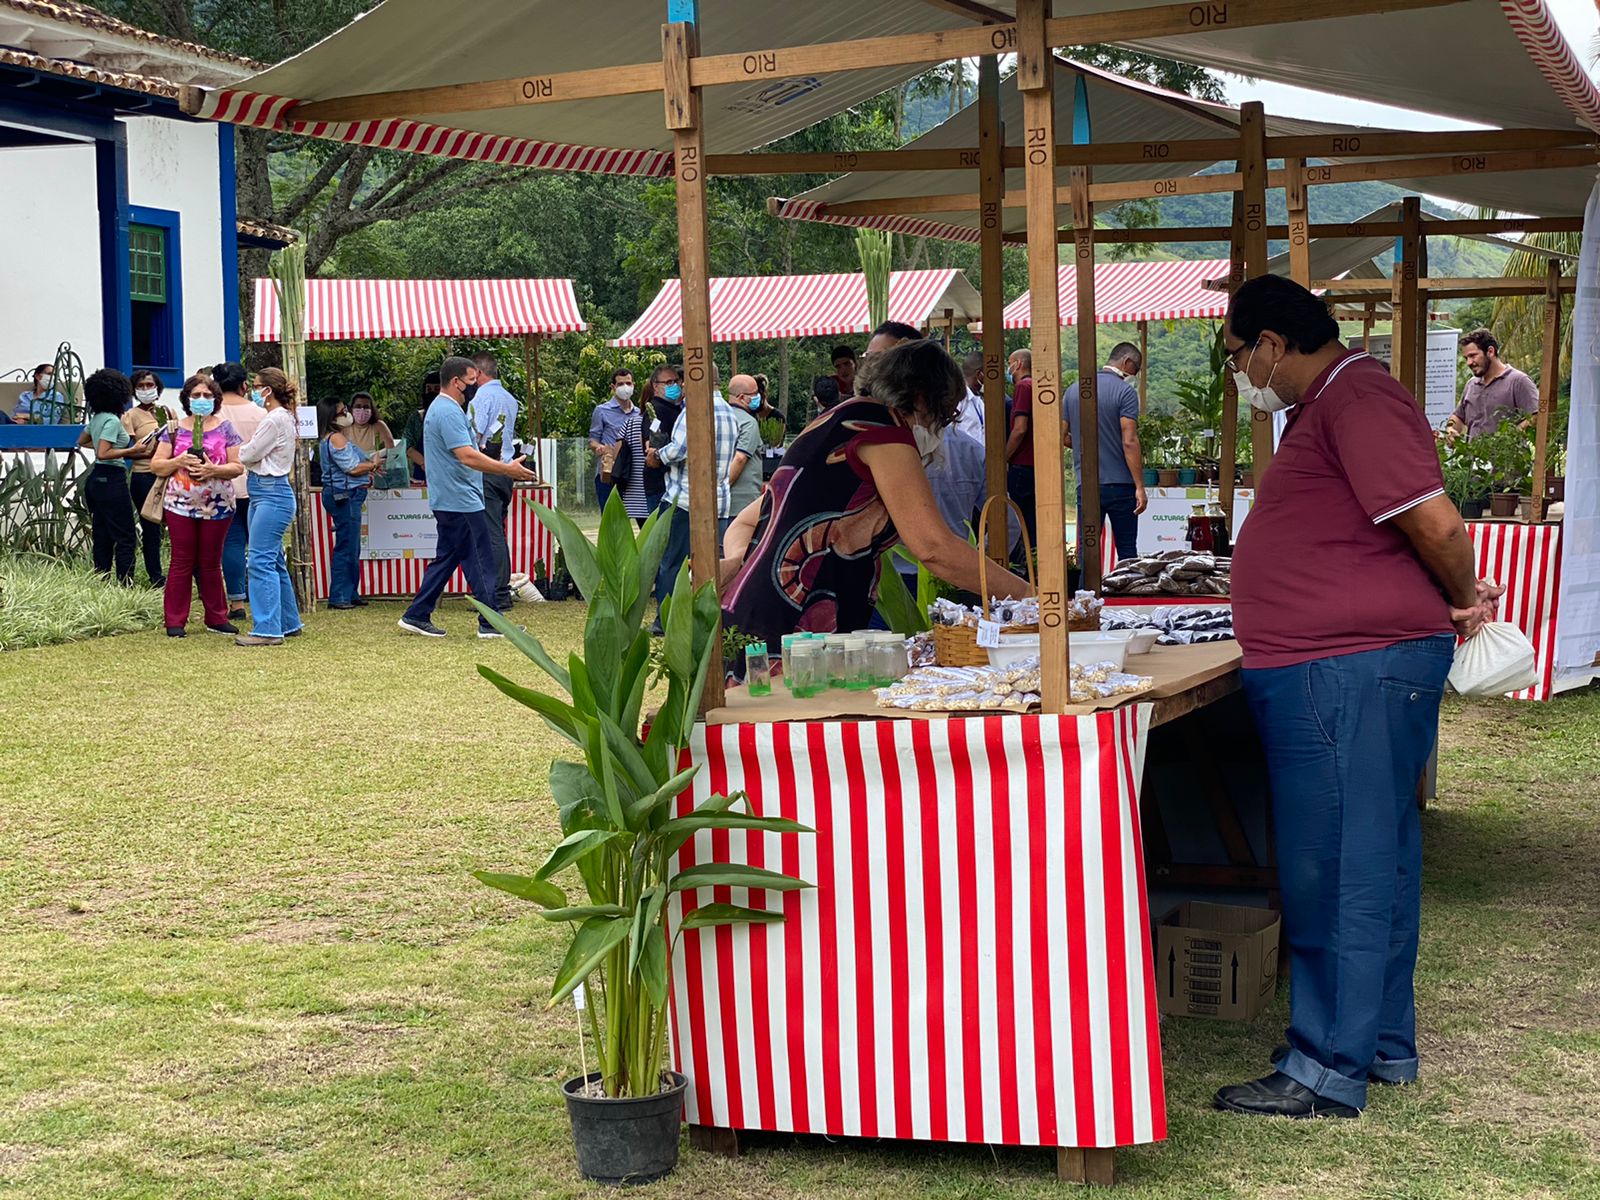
xmin=399 ymin=356 xmax=537 ymax=639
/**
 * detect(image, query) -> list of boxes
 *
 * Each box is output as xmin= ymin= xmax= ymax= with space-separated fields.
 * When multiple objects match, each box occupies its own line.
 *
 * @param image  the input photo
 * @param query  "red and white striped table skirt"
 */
xmin=304 ymin=485 xmax=554 ymax=601
xmin=669 ymin=705 xmax=1167 ymax=1150
xmin=1469 ymin=521 xmax=1563 ymax=701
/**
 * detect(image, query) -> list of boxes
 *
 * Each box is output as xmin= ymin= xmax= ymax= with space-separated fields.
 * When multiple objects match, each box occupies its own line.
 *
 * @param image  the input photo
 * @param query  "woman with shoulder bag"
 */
xmin=318 ymin=397 xmax=382 ymax=609
xmin=149 ymin=374 xmax=245 ymax=637
xmin=234 ymin=368 xmax=303 ymax=646
xmin=616 ymin=405 xmax=651 ymax=527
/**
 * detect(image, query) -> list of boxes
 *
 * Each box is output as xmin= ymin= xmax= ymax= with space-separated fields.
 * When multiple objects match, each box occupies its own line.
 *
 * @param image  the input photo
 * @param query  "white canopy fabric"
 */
xmin=189 ymin=0 xmax=980 ymax=176
xmin=610 ymin=269 xmax=980 ymax=346
xmin=776 ymin=54 xmax=1599 ymax=245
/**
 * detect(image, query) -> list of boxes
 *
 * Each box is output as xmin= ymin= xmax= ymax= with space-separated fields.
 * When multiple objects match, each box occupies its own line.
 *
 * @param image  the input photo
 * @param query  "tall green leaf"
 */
xmin=472 ymin=871 xmax=566 ymax=909
xmin=536 ymin=829 xmax=624 ymax=880
xmin=476 ymin=665 xmax=584 ymax=748
xmin=529 ymin=500 xmax=600 ymax=601
xmin=670 ymin=863 xmax=814 ymax=894
xmin=471 ymin=598 xmax=571 ymax=694
xmin=549 ymin=914 xmax=632 ymax=1006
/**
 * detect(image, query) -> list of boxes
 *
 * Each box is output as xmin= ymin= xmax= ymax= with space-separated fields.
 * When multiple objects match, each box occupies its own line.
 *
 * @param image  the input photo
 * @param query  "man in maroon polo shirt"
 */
xmin=1214 ymin=275 xmax=1502 ymax=1121
xmin=1004 ymin=348 xmax=1038 ymax=546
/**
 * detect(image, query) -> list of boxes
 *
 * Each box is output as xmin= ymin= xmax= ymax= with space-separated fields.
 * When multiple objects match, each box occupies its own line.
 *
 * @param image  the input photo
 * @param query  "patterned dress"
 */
xmin=722 ymin=398 xmax=915 ymax=648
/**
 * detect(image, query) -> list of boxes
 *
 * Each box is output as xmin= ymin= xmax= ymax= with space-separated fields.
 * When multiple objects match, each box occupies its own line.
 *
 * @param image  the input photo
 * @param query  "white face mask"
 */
xmin=912 ymin=422 xmax=945 ymax=469
xmin=1232 ymin=346 xmax=1290 ymax=413
xmin=335 ymin=413 xmax=355 ymax=428
xmin=135 ymin=387 xmax=158 ymax=405
xmin=615 ymin=384 xmax=634 ymax=402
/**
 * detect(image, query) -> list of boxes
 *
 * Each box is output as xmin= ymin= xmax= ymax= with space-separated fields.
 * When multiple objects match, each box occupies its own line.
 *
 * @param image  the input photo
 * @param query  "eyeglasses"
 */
xmin=1224 ymin=341 xmax=1259 ymax=371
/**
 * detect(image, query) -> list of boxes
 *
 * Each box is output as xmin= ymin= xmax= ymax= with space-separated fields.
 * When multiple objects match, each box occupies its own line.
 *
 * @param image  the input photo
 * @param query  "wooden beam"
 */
xmin=1059 ymin=1147 xmax=1117 ymax=1186
xmin=978 ymin=55 xmax=1009 ymax=563
xmin=664 ymin=19 xmax=723 ymax=711
xmin=1071 ymin=163 xmax=1102 ymax=594
xmin=1530 ymin=259 xmax=1562 ymax=522
xmin=1240 ymin=101 xmax=1274 ymax=483
xmin=1362 ymin=303 xmax=1376 ymax=351
xmin=1267 ymin=126 xmax=1593 ymax=159
xmin=1318 ymin=276 xmax=1579 ymax=295
xmin=1285 ymin=155 xmax=1311 ymax=288
xmin=281 ymin=0 xmax=1472 ymax=124
xmin=1036 ymin=217 xmax=1584 ymax=246
xmin=1393 ymin=197 xmax=1421 ymax=397
xmin=1219 ymin=192 xmax=1245 ymax=521
xmin=1281 ymin=146 xmax=1596 ymax=188
xmin=1019 ymin=0 xmax=1069 ymax=713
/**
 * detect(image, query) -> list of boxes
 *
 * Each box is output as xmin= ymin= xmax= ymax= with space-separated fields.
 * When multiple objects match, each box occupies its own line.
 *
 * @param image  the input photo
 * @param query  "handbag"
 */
xmin=611 ymin=428 xmax=634 ymax=494
xmin=139 ymin=424 xmax=175 ymax=522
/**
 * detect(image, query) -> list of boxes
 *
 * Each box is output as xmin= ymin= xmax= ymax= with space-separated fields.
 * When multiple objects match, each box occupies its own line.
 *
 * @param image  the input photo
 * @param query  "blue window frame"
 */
xmin=128 ymin=205 xmax=183 ymax=382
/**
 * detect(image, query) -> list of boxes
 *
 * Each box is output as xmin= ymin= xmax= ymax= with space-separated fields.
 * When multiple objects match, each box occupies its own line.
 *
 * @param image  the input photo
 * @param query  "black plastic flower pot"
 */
xmin=562 ymin=1071 xmax=688 ymax=1186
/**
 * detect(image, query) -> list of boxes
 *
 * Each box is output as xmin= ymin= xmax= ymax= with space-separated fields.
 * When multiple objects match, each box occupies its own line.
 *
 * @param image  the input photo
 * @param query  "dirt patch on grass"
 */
xmin=234 ymin=916 xmax=349 ymax=945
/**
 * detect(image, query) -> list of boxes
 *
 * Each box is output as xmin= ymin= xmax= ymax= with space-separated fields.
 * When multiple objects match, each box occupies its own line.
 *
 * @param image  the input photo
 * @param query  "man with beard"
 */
xmin=1447 ymin=328 xmax=1539 ymax=441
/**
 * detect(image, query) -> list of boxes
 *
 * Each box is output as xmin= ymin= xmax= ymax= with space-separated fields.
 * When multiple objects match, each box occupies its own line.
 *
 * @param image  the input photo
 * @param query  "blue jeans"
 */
xmin=595 ymin=477 xmax=614 ymax=511
xmin=327 ymin=487 xmax=367 ymax=606
xmin=222 ymin=495 xmax=250 ymax=602
xmin=245 ymin=473 xmax=301 ymax=637
xmin=656 ymin=503 xmax=691 ymax=607
xmin=403 ymin=508 xmax=499 ymax=632
xmin=1078 ymin=482 xmax=1140 ymax=565
xmin=1242 ymin=634 xmax=1454 ymax=1110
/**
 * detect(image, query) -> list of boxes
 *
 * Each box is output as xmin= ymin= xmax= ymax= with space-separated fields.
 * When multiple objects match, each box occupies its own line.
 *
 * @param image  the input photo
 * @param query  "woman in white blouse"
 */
xmin=234 ymin=367 xmax=303 ymax=646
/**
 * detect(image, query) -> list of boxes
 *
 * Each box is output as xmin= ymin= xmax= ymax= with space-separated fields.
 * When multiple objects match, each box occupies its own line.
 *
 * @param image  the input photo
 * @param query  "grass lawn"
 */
xmin=2 ymin=601 xmax=1597 ymax=1199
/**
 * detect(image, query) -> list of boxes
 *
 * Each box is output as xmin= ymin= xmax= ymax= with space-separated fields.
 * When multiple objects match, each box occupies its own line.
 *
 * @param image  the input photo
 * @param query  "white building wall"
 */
xmin=0 ymin=143 xmax=103 ymax=379
xmin=125 ymin=116 xmax=227 ymax=375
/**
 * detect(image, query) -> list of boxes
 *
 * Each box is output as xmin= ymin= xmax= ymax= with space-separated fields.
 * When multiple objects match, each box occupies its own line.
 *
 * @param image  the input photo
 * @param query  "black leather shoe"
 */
xmin=351 ymin=597 xmax=369 ymax=607
xmin=1214 ymin=1072 xmax=1359 ymax=1119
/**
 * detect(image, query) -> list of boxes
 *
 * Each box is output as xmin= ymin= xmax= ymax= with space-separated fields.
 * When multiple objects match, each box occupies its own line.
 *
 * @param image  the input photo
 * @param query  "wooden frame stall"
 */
xmin=180 ymin=0 xmax=1599 ymax=1182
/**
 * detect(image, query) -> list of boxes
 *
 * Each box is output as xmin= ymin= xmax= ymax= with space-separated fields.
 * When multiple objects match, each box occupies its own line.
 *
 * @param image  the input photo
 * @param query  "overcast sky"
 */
xmin=1223 ymin=0 xmax=1598 ymax=130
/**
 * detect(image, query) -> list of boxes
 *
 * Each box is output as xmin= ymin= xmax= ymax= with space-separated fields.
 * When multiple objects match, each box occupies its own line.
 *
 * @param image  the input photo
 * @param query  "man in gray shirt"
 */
xmin=1065 ymin=341 xmax=1146 ymax=563
xmin=1449 ymin=328 xmax=1539 ymax=440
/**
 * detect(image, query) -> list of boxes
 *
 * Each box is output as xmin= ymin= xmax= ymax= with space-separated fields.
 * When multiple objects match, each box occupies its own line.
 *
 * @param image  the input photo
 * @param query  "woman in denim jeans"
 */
xmin=234 ymin=367 xmax=303 ymax=646
xmin=317 ymin=397 xmax=382 ymax=608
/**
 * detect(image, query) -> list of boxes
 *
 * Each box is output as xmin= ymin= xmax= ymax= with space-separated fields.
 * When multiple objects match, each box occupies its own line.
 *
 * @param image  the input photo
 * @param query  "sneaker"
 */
xmin=206 ymin=621 xmax=240 ymax=635
xmin=235 ymin=634 xmax=284 ymax=647
xmin=166 ymin=626 xmax=186 ymax=638
xmin=351 ymin=597 xmax=370 ymax=607
xmin=478 ymin=623 xmax=526 ymax=640
xmin=398 ymin=617 xmax=446 ymax=638
xmin=150 ymin=576 xmax=167 ymax=588
xmin=327 ymin=602 xmax=355 ymax=610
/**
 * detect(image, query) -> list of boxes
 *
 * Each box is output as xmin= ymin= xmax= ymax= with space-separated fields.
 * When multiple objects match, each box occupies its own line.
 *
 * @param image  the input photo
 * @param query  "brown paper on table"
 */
xmin=706 ymin=641 xmax=1242 ymax=726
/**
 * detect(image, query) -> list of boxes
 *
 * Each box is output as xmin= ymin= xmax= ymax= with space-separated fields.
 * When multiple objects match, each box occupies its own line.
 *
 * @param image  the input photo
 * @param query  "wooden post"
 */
xmin=531 ymin=333 xmax=543 ymax=438
xmin=1530 ymin=258 xmax=1562 ymax=522
xmin=1070 ymin=164 xmax=1102 ymax=593
xmin=1285 ymin=156 xmax=1311 ymax=289
xmin=941 ymin=306 xmax=954 ymax=351
xmin=663 ymin=11 xmax=723 ymax=709
xmin=1239 ymin=101 xmax=1273 ymax=481
xmin=1218 ymin=193 xmax=1246 ymax=521
xmin=1393 ymin=197 xmax=1421 ymax=400
xmin=1137 ymin=319 xmax=1148 ymax=414
xmin=1362 ymin=303 xmax=1376 ymax=352
xmin=978 ymin=53 xmax=1008 ymax=563
xmin=1018 ymin=0 xmax=1072 ymax=719
xmin=728 ymin=341 xmax=737 ymax=375
xmin=522 ymin=332 xmax=543 ymax=441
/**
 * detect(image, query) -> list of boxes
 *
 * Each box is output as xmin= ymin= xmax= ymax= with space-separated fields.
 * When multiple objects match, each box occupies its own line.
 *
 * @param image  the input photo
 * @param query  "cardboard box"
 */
xmin=1156 ymin=902 xmax=1280 ymax=1021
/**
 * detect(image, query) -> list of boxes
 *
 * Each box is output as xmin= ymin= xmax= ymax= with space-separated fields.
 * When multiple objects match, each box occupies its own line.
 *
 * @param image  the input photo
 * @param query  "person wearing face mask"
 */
xmin=80 ymin=368 xmax=143 ymax=586
xmin=589 ymin=367 xmax=637 ymax=510
xmin=214 ymin=361 xmax=265 ymax=623
xmin=403 ymin=371 xmax=440 ymax=484
xmin=467 ymin=352 xmax=521 ymax=613
xmin=724 ymin=373 xmax=766 ymax=528
xmin=318 ymin=396 xmax=384 ymax=609
xmin=1213 ymin=275 xmax=1504 ymax=1122
xmin=14 ymin=363 xmax=68 ymax=424
xmin=122 ymin=369 xmax=170 ymax=586
xmin=641 ymin=365 xmax=681 ymax=513
xmin=722 ymin=339 xmax=1032 ymax=651
xmin=1065 ymin=342 xmax=1147 ymax=564
xmin=1003 ymin=348 xmax=1038 ymax=548
xmin=347 ymin=391 xmax=395 ymax=457
xmin=399 ymin=356 xmax=538 ymax=638
xmin=149 ymin=374 xmax=245 ymax=637
xmin=234 ymin=368 xmax=303 ymax=646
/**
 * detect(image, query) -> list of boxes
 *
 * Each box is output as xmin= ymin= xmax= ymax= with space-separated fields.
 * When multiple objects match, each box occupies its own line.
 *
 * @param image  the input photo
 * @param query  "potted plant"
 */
xmin=759 ymin=417 xmax=786 ymax=481
xmin=1437 ymin=436 xmax=1491 ymax=520
xmin=1476 ymin=423 xmax=1532 ymax=518
xmin=469 ymin=496 xmax=812 ymax=1186
xmin=1174 ymin=325 xmax=1225 ymax=489
xmin=1139 ymin=412 xmax=1180 ymax=487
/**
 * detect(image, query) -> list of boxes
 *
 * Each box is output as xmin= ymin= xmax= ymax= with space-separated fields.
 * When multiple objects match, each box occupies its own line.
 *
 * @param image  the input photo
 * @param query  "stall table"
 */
xmin=305 ymin=483 xmax=555 ymax=601
xmin=668 ymin=644 xmax=1241 ymax=1167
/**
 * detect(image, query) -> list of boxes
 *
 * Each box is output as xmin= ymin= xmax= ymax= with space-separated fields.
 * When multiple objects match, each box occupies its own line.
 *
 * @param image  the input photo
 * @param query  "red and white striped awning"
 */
xmin=251 ymin=278 xmax=586 ymax=342
xmin=986 ymin=260 xmax=1231 ymax=331
xmin=610 ymin=269 xmax=980 ymax=347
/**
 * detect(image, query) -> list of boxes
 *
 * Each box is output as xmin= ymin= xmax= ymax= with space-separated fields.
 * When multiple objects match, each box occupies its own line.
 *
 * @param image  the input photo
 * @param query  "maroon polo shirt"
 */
xmin=1009 ymin=376 xmax=1034 ymax=468
xmin=1233 ymin=350 xmax=1454 ymax=669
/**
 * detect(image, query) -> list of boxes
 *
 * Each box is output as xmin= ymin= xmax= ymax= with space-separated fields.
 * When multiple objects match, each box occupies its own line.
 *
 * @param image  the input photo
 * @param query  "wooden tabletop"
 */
xmin=705 ymin=641 xmax=1242 ymax=728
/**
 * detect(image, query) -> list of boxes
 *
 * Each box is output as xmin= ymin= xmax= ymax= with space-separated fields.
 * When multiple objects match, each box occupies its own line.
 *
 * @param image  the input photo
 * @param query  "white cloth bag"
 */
xmin=1448 ymin=622 xmax=1538 ymax=696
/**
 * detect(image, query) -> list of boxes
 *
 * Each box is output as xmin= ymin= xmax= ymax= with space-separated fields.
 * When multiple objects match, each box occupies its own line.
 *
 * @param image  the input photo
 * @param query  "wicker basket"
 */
xmin=931 ymin=495 xmax=1037 ymax=666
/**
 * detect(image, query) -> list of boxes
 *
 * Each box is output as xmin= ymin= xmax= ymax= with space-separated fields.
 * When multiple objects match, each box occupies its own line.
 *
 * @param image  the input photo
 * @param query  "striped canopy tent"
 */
xmin=981 ymin=260 xmax=1229 ymax=332
xmin=251 ymin=277 xmax=586 ymax=342
xmin=610 ymin=269 xmax=980 ymax=347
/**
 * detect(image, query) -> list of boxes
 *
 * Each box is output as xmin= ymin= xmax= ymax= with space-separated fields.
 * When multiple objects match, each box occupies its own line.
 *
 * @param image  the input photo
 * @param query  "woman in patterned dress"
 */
xmin=722 ymin=339 xmax=1032 ymax=650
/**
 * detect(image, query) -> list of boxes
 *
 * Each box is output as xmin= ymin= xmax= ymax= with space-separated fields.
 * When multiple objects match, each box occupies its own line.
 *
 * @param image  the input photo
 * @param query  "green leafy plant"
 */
xmin=0 ymin=451 xmax=90 ymax=560
xmin=856 ymin=228 xmax=892 ymax=331
xmin=1173 ymin=325 xmax=1228 ymax=461
xmin=1437 ymin=437 xmax=1492 ymax=508
xmin=1475 ymin=421 xmax=1534 ymax=494
xmin=758 ymin=418 xmax=786 ymax=450
xmin=470 ymin=494 xmax=812 ymax=1099
xmin=721 ymin=622 xmax=760 ymax=666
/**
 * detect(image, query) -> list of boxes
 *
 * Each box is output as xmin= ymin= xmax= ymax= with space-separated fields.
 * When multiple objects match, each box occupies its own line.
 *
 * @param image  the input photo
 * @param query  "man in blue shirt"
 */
xmin=1065 ymin=342 xmax=1147 ymax=564
xmin=893 ymin=422 xmax=1018 ymax=594
xmin=467 ymin=351 xmax=522 ymax=611
xmin=588 ymin=368 xmax=636 ymax=509
xmin=15 ymin=364 xmax=69 ymax=424
xmin=399 ymin=356 xmax=537 ymax=639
